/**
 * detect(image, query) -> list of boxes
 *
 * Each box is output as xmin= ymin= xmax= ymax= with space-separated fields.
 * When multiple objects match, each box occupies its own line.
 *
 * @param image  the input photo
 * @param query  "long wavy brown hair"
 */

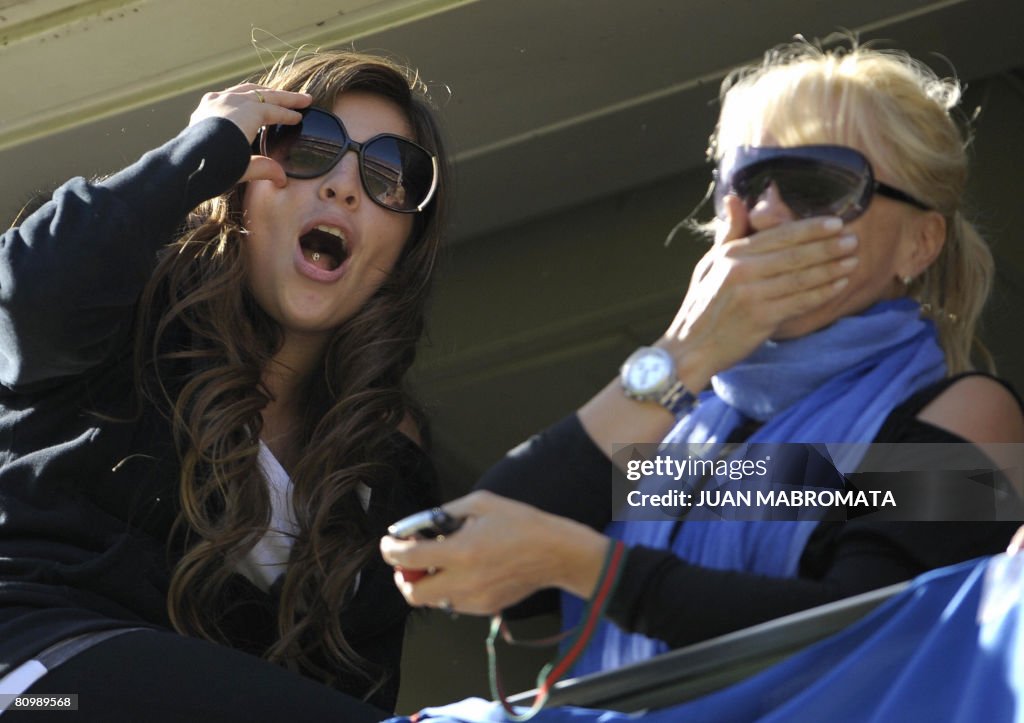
xmin=133 ymin=50 xmax=449 ymax=693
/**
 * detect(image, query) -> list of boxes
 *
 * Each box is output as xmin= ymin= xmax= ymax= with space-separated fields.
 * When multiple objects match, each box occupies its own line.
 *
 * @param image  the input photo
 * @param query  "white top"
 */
xmin=235 ymin=441 xmax=370 ymax=592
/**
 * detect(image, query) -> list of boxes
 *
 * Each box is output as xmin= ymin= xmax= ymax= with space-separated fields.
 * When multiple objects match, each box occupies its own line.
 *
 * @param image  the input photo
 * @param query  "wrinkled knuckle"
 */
xmin=819 ymin=265 xmax=840 ymax=284
xmin=735 ymin=262 xmax=759 ymax=284
xmin=734 ymin=236 xmax=756 ymax=252
xmin=785 ymin=246 xmax=810 ymax=268
xmin=819 ymin=284 xmax=841 ymax=302
xmin=750 ymin=304 xmax=774 ymax=327
xmin=796 ymin=268 xmax=818 ymax=287
xmin=798 ymin=292 xmax=824 ymax=312
xmin=720 ymin=241 xmax=744 ymax=260
xmin=734 ymin=284 xmax=757 ymax=306
xmin=446 ymin=546 xmax=471 ymax=567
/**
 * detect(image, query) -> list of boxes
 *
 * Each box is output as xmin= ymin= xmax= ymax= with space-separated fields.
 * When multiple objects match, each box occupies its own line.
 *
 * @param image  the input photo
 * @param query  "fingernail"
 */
xmin=837 ymin=234 xmax=858 ymax=250
xmin=398 ymin=568 xmax=428 ymax=583
xmin=840 ymin=256 xmax=859 ymax=269
xmin=823 ymin=217 xmax=843 ymax=231
xmin=833 ymin=277 xmax=850 ymax=289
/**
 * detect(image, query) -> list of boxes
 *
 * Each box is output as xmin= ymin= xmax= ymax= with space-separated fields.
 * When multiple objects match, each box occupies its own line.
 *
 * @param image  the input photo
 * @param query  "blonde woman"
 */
xmin=383 ymin=40 xmax=1023 ymax=676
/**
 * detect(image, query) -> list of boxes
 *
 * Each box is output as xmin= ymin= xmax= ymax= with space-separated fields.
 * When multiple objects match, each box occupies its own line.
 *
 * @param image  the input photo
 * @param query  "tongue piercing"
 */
xmin=312 ymin=252 xmax=321 ymax=262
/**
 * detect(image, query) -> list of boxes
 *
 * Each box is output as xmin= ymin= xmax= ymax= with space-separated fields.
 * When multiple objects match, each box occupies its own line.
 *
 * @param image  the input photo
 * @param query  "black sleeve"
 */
xmin=473 ymin=413 xmax=613 ymax=531
xmin=603 ymin=402 xmax=1021 ymax=649
xmin=471 ymin=413 xmax=967 ymax=628
xmin=469 ymin=414 xmax=614 ymax=619
xmin=606 ymin=515 xmax=1018 ymax=649
xmin=0 ymin=117 xmax=251 ymax=390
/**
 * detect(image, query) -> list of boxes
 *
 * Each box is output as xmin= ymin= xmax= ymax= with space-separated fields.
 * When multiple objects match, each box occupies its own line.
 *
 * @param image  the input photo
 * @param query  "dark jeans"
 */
xmin=9 ymin=629 xmax=388 ymax=722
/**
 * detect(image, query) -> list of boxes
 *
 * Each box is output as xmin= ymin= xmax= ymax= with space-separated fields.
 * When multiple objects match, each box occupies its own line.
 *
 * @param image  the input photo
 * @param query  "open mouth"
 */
xmin=299 ymin=225 xmax=349 ymax=272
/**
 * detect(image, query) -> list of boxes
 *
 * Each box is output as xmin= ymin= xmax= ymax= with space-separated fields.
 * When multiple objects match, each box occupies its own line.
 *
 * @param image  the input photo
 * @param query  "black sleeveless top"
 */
xmin=476 ymin=373 xmax=1023 ymax=648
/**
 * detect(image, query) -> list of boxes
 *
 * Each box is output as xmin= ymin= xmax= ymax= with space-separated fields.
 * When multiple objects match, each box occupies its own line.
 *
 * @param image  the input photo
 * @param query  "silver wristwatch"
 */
xmin=619 ymin=346 xmax=698 ymax=417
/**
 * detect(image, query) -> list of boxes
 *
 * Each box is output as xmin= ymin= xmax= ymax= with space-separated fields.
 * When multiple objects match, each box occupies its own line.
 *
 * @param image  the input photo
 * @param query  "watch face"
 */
xmin=625 ymin=350 xmax=672 ymax=395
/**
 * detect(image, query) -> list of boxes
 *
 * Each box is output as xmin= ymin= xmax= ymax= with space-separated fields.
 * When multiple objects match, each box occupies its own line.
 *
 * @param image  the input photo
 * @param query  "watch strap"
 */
xmin=659 ymin=380 xmax=698 ymax=417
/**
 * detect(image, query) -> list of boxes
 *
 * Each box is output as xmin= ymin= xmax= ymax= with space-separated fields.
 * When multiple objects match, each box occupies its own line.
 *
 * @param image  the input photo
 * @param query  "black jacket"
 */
xmin=0 ymin=118 xmax=434 ymax=710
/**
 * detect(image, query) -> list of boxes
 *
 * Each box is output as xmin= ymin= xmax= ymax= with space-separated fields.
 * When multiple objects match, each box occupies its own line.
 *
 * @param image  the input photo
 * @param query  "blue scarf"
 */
xmin=566 ymin=297 xmax=946 ymax=675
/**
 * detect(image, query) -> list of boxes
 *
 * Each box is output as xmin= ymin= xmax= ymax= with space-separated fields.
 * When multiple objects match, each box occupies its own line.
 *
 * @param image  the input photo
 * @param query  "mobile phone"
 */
xmin=388 ymin=507 xmax=465 ymax=540
xmin=389 ymin=508 xmax=465 ymax=584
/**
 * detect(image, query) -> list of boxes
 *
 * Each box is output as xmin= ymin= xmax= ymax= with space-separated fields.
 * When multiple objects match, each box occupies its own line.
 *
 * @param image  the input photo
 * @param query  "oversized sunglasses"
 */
xmin=259 ymin=107 xmax=439 ymax=213
xmin=713 ymin=144 xmax=932 ymax=223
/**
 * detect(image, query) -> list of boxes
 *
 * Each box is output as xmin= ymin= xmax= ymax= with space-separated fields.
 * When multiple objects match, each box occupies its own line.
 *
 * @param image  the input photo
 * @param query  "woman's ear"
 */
xmin=900 ymin=210 xmax=946 ymax=278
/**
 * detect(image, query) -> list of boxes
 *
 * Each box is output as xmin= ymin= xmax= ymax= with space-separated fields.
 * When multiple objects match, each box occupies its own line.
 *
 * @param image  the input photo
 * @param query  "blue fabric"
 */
xmin=388 ymin=553 xmax=1024 ymax=723
xmin=567 ymin=298 xmax=946 ymax=675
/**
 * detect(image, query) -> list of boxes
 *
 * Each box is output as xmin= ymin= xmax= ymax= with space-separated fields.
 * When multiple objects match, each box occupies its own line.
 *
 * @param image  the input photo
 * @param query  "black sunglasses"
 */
xmin=714 ymin=144 xmax=932 ymax=223
xmin=259 ymin=107 xmax=439 ymax=214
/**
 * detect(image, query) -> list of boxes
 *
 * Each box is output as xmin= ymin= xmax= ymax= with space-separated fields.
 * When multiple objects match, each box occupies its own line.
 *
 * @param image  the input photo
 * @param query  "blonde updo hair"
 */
xmin=710 ymin=39 xmax=992 ymax=374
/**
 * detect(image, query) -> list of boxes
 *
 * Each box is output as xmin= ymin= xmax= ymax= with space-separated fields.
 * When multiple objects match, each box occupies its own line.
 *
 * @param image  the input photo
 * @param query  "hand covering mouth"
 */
xmin=299 ymin=225 xmax=348 ymax=271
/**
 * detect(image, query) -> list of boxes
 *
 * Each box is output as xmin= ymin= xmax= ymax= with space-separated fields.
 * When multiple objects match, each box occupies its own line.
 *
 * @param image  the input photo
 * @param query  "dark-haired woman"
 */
xmin=0 ymin=51 xmax=448 ymax=720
